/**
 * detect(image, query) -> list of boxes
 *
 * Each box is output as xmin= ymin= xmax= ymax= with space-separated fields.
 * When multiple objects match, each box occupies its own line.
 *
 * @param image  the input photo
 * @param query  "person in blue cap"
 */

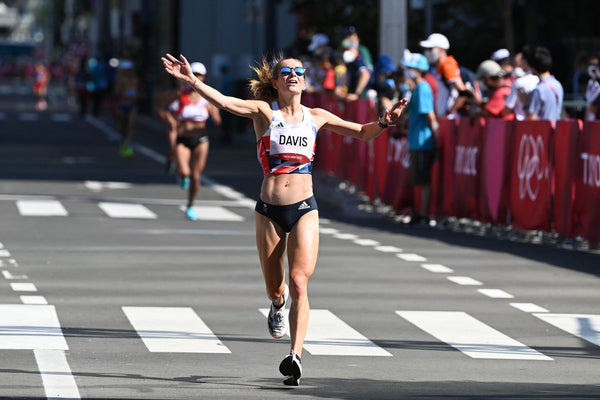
xmin=403 ymin=52 xmax=438 ymax=226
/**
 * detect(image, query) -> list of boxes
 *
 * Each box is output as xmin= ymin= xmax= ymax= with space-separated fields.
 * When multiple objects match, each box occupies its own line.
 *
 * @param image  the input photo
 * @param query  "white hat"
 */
xmin=477 ymin=60 xmax=504 ymax=78
xmin=491 ymin=48 xmax=510 ymax=62
xmin=191 ymin=62 xmax=207 ymax=75
xmin=419 ymin=33 xmax=450 ymax=50
xmin=308 ymin=33 xmax=329 ymax=52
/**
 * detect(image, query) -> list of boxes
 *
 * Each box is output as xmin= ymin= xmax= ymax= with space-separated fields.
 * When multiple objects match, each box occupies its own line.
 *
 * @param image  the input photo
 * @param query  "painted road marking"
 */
xmin=16 ymin=200 xmax=68 ymax=216
xmin=34 ymin=349 xmax=80 ymax=399
xmin=478 ymin=289 xmax=514 ymax=299
xmin=421 ymin=264 xmax=453 ymax=273
xmin=260 ymin=308 xmax=391 ymax=356
xmin=21 ymin=296 xmax=48 ymax=305
xmin=447 ymin=276 xmax=483 ymax=286
xmin=396 ymin=253 xmax=427 ymax=262
xmin=533 ymin=313 xmax=600 ymax=346
xmin=0 ymin=249 xmax=11 ymax=257
xmin=396 ymin=311 xmax=551 ymax=360
xmin=0 ymin=305 xmax=68 ymax=349
xmin=333 ymin=233 xmax=359 ymax=240
xmin=98 ymin=202 xmax=157 ymax=219
xmin=510 ymin=303 xmax=549 ymax=313
xmin=319 ymin=227 xmax=339 ymax=235
xmin=353 ymin=239 xmax=380 ymax=246
xmin=50 ymin=113 xmax=72 ymax=122
xmin=2 ymin=270 xmax=28 ymax=279
xmin=374 ymin=245 xmax=403 ymax=253
xmin=122 ymin=307 xmax=231 ymax=353
xmin=18 ymin=112 xmax=39 ymax=121
xmin=178 ymin=205 xmax=244 ymax=221
xmin=10 ymin=282 xmax=37 ymax=292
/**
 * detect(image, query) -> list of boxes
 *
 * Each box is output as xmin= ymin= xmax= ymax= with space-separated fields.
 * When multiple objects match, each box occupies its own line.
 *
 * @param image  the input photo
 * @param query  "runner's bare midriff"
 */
xmin=260 ymin=173 xmax=313 ymax=205
xmin=178 ymin=120 xmax=207 ymax=135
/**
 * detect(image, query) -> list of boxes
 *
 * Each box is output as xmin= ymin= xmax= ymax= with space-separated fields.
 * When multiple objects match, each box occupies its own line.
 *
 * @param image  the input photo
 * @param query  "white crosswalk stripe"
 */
xmin=396 ymin=310 xmax=552 ymax=360
xmin=17 ymin=200 xmax=69 ymax=216
xmin=122 ymin=306 xmax=231 ymax=353
xmin=98 ymin=202 xmax=157 ymax=219
xmin=533 ymin=313 xmax=600 ymax=347
xmin=259 ymin=308 xmax=391 ymax=356
xmin=178 ymin=205 xmax=244 ymax=221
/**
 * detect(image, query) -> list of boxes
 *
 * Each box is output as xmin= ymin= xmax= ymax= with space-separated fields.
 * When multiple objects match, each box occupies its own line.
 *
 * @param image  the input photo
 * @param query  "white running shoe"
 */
xmin=267 ymin=283 xmax=289 ymax=339
xmin=279 ymin=351 xmax=302 ymax=386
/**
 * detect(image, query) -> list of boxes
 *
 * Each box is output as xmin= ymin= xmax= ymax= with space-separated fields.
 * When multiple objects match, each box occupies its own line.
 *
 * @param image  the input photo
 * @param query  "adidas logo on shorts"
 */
xmin=298 ymin=201 xmax=311 ymax=210
xmin=273 ymin=122 xmax=285 ymax=128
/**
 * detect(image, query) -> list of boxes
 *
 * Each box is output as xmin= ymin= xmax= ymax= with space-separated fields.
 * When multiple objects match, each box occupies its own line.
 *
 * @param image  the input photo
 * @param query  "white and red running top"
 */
xmin=257 ymin=102 xmax=318 ymax=175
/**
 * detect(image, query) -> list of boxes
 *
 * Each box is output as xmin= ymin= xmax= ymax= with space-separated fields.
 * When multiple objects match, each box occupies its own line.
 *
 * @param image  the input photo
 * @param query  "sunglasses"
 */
xmin=280 ymin=67 xmax=305 ymax=77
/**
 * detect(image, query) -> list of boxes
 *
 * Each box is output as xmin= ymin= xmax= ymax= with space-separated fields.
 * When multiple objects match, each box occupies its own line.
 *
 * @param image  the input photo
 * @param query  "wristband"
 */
xmin=378 ymin=115 xmax=389 ymax=129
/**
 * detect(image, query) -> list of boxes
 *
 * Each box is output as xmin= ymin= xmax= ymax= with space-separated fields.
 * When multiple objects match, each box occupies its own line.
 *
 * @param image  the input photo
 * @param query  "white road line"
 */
xmin=319 ymin=227 xmax=339 ymax=235
xmin=122 ymin=307 xmax=231 ymax=353
xmin=0 ymin=249 xmax=11 ymax=257
xmin=374 ymin=245 xmax=403 ymax=253
xmin=353 ymin=239 xmax=380 ymax=246
xmin=18 ymin=112 xmax=39 ymax=121
xmin=16 ymin=200 xmax=69 ymax=216
xmin=98 ymin=202 xmax=157 ymax=219
xmin=333 ymin=233 xmax=359 ymax=240
xmin=21 ymin=296 xmax=48 ymax=305
xmin=259 ymin=308 xmax=391 ymax=356
xmin=396 ymin=253 xmax=427 ymax=262
xmin=396 ymin=311 xmax=552 ymax=360
xmin=447 ymin=276 xmax=483 ymax=286
xmin=2 ymin=270 xmax=28 ymax=279
xmin=533 ymin=313 xmax=600 ymax=346
xmin=510 ymin=303 xmax=549 ymax=313
xmin=0 ymin=305 xmax=68 ymax=349
xmin=34 ymin=349 xmax=81 ymax=399
xmin=478 ymin=289 xmax=514 ymax=299
xmin=10 ymin=282 xmax=37 ymax=292
xmin=84 ymin=180 xmax=132 ymax=192
xmin=178 ymin=205 xmax=244 ymax=221
xmin=421 ymin=263 xmax=453 ymax=273
xmin=0 ymin=259 xmax=18 ymax=266
xmin=50 ymin=113 xmax=72 ymax=122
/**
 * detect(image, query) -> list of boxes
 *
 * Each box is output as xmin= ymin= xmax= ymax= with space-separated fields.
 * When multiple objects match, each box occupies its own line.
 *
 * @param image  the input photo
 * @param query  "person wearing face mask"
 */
xmin=585 ymin=55 xmax=600 ymax=120
xmin=403 ymin=52 xmax=438 ymax=225
xmin=336 ymin=37 xmax=372 ymax=101
xmin=419 ymin=33 xmax=472 ymax=117
xmin=471 ymin=59 xmax=513 ymax=120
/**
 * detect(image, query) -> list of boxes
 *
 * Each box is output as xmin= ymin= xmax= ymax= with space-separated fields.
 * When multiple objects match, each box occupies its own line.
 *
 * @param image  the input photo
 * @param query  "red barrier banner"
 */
xmin=314 ymin=94 xmax=343 ymax=174
xmin=430 ymin=118 xmax=457 ymax=217
xmin=453 ymin=117 xmax=485 ymax=219
xmin=553 ymin=120 xmax=581 ymax=238
xmin=381 ymin=136 xmax=413 ymax=212
xmin=482 ymin=119 xmax=513 ymax=224
xmin=509 ymin=120 xmax=553 ymax=231
xmin=575 ymin=121 xmax=600 ymax=243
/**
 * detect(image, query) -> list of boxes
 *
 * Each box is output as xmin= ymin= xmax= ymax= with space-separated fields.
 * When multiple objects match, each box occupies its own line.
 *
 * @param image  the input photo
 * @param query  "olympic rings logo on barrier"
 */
xmin=517 ymin=134 xmax=545 ymax=201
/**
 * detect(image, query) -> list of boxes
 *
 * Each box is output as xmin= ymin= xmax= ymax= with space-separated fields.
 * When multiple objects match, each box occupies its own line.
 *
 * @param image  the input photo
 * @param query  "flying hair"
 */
xmin=249 ymin=52 xmax=301 ymax=103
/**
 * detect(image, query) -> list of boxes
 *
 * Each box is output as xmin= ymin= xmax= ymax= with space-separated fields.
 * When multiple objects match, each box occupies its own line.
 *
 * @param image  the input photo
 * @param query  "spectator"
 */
xmin=526 ymin=46 xmax=564 ymax=123
xmin=471 ymin=59 xmax=513 ymax=119
xmin=491 ymin=48 xmax=515 ymax=81
xmin=373 ymin=54 xmax=398 ymax=111
xmin=585 ymin=56 xmax=600 ymax=120
xmin=504 ymin=46 xmax=539 ymax=120
xmin=419 ymin=33 xmax=473 ymax=117
xmin=403 ymin=52 xmax=437 ymax=226
xmin=336 ymin=37 xmax=371 ymax=101
xmin=306 ymin=33 xmax=332 ymax=93
xmin=342 ymin=26 xmax=373 ymax=74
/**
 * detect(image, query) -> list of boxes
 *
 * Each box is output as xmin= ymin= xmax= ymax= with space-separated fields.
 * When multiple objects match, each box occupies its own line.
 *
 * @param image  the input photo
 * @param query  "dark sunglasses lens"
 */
xmin=294 ymin=67 xmax=305 ymax=76
xmin=280 ymin=67 xmax=291 ymax=76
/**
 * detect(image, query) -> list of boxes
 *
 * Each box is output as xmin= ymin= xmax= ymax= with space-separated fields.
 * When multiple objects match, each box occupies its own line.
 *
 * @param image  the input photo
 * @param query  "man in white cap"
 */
xmin=419 ymin=33 xmax=471 ymax=117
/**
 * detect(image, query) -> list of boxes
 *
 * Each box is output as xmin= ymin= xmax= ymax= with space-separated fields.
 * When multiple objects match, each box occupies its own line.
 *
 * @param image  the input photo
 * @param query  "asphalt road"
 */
xmin=0 ymin=83 xmax=599 ymax=400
